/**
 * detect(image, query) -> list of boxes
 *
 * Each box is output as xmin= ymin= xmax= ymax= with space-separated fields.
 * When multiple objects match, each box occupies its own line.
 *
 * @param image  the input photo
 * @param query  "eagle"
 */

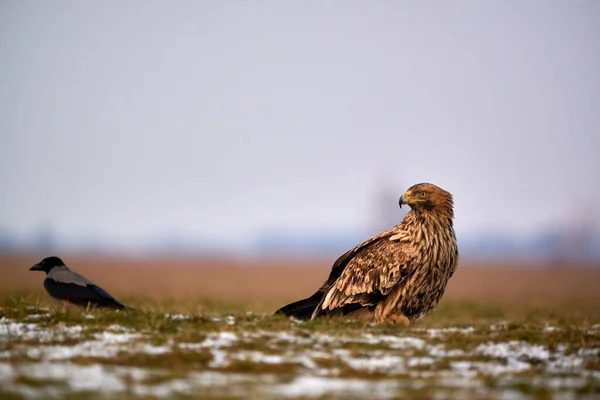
xmin=276 ymin=183 xmax=458 ymax=324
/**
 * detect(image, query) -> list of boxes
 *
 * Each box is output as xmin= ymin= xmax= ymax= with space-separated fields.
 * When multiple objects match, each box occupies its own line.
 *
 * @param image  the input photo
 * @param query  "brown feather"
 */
xmin=310 ymin=183 xmax=459 ymax=323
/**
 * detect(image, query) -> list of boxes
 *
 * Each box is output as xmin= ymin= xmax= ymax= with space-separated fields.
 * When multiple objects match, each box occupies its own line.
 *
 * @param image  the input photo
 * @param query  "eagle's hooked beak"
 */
xmin=399 ymin=190 xmax=412 ymax=209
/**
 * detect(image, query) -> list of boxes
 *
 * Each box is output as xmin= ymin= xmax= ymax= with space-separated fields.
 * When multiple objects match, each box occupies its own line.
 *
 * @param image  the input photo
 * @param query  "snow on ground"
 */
xmin=419 ymin=326 xmax=476 ymax=337
xmin=0 ymin=315 xmax=599 ymax=399
xmin=269 ymin=375 xmax=399 ymax=398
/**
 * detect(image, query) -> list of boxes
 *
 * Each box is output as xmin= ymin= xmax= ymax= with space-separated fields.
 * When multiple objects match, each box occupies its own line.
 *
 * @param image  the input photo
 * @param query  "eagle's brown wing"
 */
xmin=312 ymin=227 xmax=419 ymax=318
xmin=318 ymin=228 xmax=397 ymax=290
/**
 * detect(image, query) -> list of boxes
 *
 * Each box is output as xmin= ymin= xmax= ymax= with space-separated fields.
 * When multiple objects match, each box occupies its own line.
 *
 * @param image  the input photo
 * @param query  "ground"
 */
xmin=0 ymin=254 xmax=599 ymax=399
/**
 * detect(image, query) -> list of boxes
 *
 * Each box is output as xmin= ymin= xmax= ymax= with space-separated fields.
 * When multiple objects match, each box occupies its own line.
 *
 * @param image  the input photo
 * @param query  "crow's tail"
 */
xmin=275 ymin=291 xmax=323 ymax=319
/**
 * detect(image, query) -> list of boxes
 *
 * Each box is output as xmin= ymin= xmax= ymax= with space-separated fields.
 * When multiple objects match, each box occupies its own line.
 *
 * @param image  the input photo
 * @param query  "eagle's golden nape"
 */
xmin=275 ymin=182 xmax=459 ymax=325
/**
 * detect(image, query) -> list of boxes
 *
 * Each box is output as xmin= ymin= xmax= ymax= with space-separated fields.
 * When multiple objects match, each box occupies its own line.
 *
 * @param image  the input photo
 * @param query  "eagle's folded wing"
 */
xmin=314 ymin=234 xmax=419 ymax=317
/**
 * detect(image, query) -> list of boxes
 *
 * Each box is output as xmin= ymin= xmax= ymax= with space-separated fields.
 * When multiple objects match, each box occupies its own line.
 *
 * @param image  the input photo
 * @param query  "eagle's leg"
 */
xmin=373 ymin=284 xmax=406 ymax=324
xmin=345 ymin=307 xmax=375 ymax=322
xmin=387 ymin=313 xmax=411 ymax=326
xmin=373 ymin=308 xmax=411 ymax=325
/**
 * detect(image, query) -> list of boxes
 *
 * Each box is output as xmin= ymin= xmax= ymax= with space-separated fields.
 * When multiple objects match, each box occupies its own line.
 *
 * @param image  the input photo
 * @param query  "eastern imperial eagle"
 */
xmin=276 ymin=183 xmax=458 ymax=324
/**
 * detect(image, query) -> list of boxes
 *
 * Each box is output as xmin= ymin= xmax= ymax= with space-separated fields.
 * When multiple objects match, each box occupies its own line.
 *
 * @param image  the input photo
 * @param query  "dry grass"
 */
xmin=2 ymin=252 xmax=599 ymax=312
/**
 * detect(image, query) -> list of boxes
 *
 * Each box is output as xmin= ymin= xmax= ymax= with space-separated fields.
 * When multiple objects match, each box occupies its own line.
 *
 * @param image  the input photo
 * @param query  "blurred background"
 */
xmin=1 ymin=1 xmax=599 ymax=305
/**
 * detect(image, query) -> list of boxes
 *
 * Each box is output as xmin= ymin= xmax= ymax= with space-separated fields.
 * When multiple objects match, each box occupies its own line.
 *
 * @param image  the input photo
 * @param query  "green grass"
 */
xmin=0 ymin=295 xmax=599 ymax=399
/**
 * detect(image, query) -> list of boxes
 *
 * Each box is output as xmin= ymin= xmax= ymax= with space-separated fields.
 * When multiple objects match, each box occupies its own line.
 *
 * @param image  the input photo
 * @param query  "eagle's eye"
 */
xmin=420 ymin=191 xmax=427 ymax=197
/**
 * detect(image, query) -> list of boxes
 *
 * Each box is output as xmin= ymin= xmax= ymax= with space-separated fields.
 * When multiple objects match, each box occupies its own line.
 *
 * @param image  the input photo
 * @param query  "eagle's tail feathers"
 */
xmin=275 ymin=291 xmax=323 ymax=319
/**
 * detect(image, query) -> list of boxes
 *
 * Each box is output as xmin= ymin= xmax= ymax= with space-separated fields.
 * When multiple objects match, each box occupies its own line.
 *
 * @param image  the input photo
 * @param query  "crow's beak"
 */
xmin=29 ymin=264 xmax=43 ymax=271
xmin=399 ymin=191 xmax=411 ymax=209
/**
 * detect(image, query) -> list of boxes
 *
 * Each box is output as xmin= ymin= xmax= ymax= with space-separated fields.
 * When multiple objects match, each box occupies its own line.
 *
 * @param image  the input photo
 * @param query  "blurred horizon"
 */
xmin=1 ymin=1 xmax=599 ymax=262
xmin=1 ymin=205 xmax=599 ymax=262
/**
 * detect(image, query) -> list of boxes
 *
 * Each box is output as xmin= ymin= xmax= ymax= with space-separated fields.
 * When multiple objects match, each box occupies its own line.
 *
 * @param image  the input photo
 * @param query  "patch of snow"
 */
xmin=408 ymin=357 xmax=435 ymax=367
xmin=20 ymin=329 xmax=153 ymax=360
xmin=243 ymin=330 xmax=425 ymax=352
xmin=117 ymin=366 xmax=151 ymax=381
xmin=21 ymin=362 xmax=126 ymax=391
xmin=472 ymin=341 xmax=592 ymax=376
xmin=543 ymin=325 xmax=560 ymax=332
xmin=264 ymin=330 xmax=313 ymax=345
xmin=200 ymin=331 xmax=238 ymax=348
xmin=342 ymin=354 xmax=405 ymax=374
xmin=428 ymin=344 xmax=465 ymax=358
xmin=587 ymin=370 xmax=600 ymax=380
xmin=132 ymin=379 xmax=192 ymax=397
xmin=451 ymin=359 xmax=531 ymax=376
xmin=1 ymin=362 xmax=278 ymax=398
xmin=27 ymin=341 xmax=117 ymax=360
xmin=140 ymin=343 xmax=172 ymax=355
xmin=56 ymin=324 xmax=83 ymax=336
xmin=94 ymin=330 xmax=140 ymax=344
xmin=296 ymin=355 xmax=318 ymax=370
xmin=476 ymin=341 xmax=549 ymax=361
xmin=26 ymin=313 xmax=52 ymax=320
xmin=183 ymin=330 xmax=238 ymax=369
xmin=488 ymin=323 xmax=508 ymax=331
xmin=235 ymin=351 xmax=285 ymax=364
xmin=209 ymin=349 xmax=229 ymax=368
xmin=178 ymin=342 xmax=204 ymax=350
xmin=478 ymin=359 xmax=531 ymax=375
xmin=104 ymin=324 xmax=133 ymax=333
xmin=423 ymin=327 xmax=475 ymax=337
xmin=229 ymin=350 xmax=320 ymax=371
xmin=164 ymin=313 xmax=189 ymax=320
xmin=270 ymin=375 xmax=399 ymax=398
xmin=354 ymin=334 xmax=425 ymax=350
xmin=450 ymin=361 xmax=472 ymax=373
xmin=306 ymin=350 xmax=334 ymax=359
xmin=0 ymin=362 xmax=15 ymax=382
xmin=0 ymin=319 xmax=40 ymax=340
xmin=578 ymin=348 xmax=599 ymax=357
xmin=547 ymin=354 xmax=584 ymax=372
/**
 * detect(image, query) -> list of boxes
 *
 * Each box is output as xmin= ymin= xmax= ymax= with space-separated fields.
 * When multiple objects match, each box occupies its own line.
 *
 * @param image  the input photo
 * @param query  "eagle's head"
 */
xmin=399 ymin=183 xmax=453 ymax=213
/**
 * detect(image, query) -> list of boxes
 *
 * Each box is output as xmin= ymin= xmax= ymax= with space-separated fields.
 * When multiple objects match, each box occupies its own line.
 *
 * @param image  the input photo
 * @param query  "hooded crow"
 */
xmin=30 ymin=256 xmax=133 ymax=310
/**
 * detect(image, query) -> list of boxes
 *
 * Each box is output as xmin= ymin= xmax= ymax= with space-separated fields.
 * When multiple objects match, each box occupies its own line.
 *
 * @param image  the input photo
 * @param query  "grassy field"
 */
xmin=0 ymin=253 xmax=599 ymax=399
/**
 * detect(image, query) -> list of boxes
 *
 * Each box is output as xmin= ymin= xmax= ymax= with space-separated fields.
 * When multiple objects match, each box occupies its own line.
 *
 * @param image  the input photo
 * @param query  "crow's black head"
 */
xmin=29 ymin=256 xmax=65 ymax=274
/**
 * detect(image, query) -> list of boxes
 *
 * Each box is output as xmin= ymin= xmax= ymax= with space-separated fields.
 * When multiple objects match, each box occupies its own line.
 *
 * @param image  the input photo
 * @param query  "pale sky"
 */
xmin=1 ymin=1 xmax=599 ymax=248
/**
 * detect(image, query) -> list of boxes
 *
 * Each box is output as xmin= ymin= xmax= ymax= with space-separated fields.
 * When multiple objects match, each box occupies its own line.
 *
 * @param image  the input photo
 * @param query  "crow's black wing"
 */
xmin=44 ymin=278 xmax=128 ymax=309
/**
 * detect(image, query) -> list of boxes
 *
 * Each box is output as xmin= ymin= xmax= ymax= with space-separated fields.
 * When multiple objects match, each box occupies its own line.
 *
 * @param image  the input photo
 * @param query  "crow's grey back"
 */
xmin=47 ymin=266 xmax=93 ymax=287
